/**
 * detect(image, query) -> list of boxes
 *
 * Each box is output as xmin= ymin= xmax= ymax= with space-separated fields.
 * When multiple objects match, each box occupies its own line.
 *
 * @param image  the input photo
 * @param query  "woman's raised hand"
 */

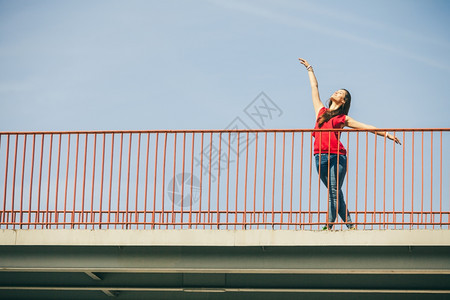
xmin=298 ymin=58 xmax=310 ymax=68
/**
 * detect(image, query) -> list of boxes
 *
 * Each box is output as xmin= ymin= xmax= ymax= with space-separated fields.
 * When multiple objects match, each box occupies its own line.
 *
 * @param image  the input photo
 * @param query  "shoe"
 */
xmin=322 ymin=226 xmax=328 ymax=230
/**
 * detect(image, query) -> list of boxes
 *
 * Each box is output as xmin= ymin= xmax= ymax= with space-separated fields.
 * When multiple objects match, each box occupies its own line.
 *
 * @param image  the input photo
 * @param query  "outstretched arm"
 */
xmin=299 ymin=58 xmax=324 ymax=118
xmin=345 ymin=116 xmax=401 ymax=144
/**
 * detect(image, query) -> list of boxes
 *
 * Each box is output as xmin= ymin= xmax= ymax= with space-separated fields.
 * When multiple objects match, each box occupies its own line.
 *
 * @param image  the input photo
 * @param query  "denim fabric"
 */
xmin=315 ymin=154 xmax=353 ymax=229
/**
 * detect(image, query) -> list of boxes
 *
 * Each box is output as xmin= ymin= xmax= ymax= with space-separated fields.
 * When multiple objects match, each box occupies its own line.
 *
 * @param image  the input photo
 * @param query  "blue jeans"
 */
xmin=315 ymin=154 xmax=353 ymax=229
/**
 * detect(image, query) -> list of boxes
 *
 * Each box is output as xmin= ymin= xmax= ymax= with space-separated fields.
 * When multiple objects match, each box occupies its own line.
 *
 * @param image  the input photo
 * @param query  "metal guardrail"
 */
xmin=0 ymin=129 xmax=449 ymax=230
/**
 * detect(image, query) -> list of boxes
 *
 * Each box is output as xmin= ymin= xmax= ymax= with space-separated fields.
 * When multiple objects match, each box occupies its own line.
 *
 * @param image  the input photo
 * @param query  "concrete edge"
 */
xmin=1 ymin=229 xmax=450 ymax=246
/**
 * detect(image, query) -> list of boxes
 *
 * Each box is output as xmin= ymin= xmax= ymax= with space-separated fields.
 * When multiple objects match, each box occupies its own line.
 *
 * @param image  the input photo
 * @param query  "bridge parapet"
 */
xmin=1 ymin=129 xmax=449 ymax=230
xmin=1 ymin=229 xmax=450 ymax=246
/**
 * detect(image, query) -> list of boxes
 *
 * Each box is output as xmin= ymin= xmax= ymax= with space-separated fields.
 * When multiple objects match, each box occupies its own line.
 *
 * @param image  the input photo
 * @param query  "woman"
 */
xmin=298 ymin=58 xmax=401 ymax=230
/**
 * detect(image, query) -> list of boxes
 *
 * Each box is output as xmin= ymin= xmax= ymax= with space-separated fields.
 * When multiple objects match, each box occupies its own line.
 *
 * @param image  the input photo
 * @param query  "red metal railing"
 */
xmin=0 ymin=129 xmax=448 ymax=230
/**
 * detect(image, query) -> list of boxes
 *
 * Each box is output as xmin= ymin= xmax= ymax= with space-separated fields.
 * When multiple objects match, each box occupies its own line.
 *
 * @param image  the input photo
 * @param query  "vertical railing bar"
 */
xmin=161 ymin=133 xmax=168 ymax=229
xmin=63 ymin=135 xmax=71 ymax=228
xmin=189 ymin=133 xmax=195 ymax=229
xmin=134 ymin=133 xmax=141 ymax=228
xmin=421 ymin=131 xmax=424 ymax=226
xmin=243 ymin=132 xmax=249 ymax=230
xmin=392 ymin=131 xmax=396 ymax=228
xmin=252 ymin=133 xmax=258 ymax=230
xmin=98 ymin=133 xmax=106 ymax=229
xmin=207 ymin=132 xmax=212 ymax=229
xmin=198 ymin=132 xmax=204 ymax=229
xmin=322 ymin=134 xmax=328 ymax=230
xmin=19 ymin=135 xmax=28 ymax=228
xmin=80 ymin=134 xmax=88 ymax=229
xmin=115 ymin=133 xmax=124 ymax=229
xmin=326 ymin=133 xmax=331 ymax=230
xmin=53 ymin=134 xmax=62 ymax=228
xmin=316 ymin=132 xmax=322 ymax=230
xmin=336 ymin=132 xmax=348 ymax=229
xmin=171 ymin=133 xmax=177 ymax=229
xmin=355 ymin=132 xmax=359 ymax=228
xmin=1 ymin=135 xmax=10 ymax=225
xmin=234 ymin=133 xmax=240 ymax=230
xmin=225 ymin=132 xmax=231 ymax=229
xmin=28 ymin=134 xmax=36 ymax=229
xmin=151 ymin=133 xmax=158 ymax=229
xmin=180 ymin=132 xmax=186 ymax=228
xmin=439 ymin=131 xmax=442 ymax=227
xmin=289 ymin=132 xmax=295 ymax=229
xmin=411 ymin=132 xmax=415 ymax=229
xmin=216 ymin=132 xmax=222 ymax=229
xmin=89 ymin=134 xmax=97 ymax=228
xmin=337 ymin=135 xmax=341 ymax=229
xmin=345 ymin=132 xmax=350 ymax=228
xmin=271 ymin=132 xmax=277 ymax=229
xmin=383 ymin=132 xmax=387 ymax=229
xmin=308 ymin=132 xmax=313 ymax=231
xmin=280 ymin=132 xmax=286 ymax=228
xmin=430 ymin=132 xmax=433 ymax=229
xmin=372 ymin=133 xmax=377 ymax=229
xmin=45 ymin=134 xmax=53 ymax=229
xmin=143 ymin=133 xmax=150 ymax=228
xmin=125 ymin=133 xmax=133 ymax=229
xmin=299 ymin=132 xmax=304 ymax=229
xmin=262 ymin=132 xmax=268 ymax=229
xmin=10 ymin=134 xmax=19 ymax=228
xmin=0 ymin=134 xmax=2 ymax=222
xmin=107 ymin=134 xmax=115 ymax=229
xmin=71 ymin=134 xmax=80 ymax=229
xmin=364 ymin=132 xmax=368 ymax=230
xmin=280 ymin=131 xmax=286 ymax=229
xmin=278 ymin=131 xmax=286 ymax=229
xmin=336 ymin=133 xmax=341 ymax=229
xmin=402 ymin=132 xmax=406 ymax=229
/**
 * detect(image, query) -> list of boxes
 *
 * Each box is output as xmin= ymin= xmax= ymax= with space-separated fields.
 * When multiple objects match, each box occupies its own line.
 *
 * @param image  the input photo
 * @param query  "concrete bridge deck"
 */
xmin=1 ymin=229 xmax=449 ymax=299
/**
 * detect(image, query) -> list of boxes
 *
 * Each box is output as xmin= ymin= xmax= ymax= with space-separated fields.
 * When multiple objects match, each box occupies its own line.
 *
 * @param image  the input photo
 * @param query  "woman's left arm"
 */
xmin=345 ymin=116 xmax=401 ymax=144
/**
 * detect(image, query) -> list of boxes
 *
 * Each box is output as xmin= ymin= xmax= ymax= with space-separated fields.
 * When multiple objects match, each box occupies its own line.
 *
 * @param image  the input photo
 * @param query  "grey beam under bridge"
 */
xmin=0 ymin=229 xmax=449 ymax=300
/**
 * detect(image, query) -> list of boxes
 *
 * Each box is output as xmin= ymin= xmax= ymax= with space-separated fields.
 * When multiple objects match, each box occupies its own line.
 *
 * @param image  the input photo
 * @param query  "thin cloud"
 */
xmin=206 ymin=0 xmax=450 ymax=72
xmin=278 ymin=0 xmax=450 ymax=51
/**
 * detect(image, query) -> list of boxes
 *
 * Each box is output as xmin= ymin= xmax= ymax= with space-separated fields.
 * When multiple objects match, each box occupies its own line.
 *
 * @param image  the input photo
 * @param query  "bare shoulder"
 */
xmin=314 ymin=103 xmax=325 ymax=119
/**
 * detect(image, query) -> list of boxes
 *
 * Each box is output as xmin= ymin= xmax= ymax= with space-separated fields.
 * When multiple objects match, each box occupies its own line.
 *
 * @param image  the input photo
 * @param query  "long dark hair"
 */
xmin=317 ymin=89 xmax=351 ymax=127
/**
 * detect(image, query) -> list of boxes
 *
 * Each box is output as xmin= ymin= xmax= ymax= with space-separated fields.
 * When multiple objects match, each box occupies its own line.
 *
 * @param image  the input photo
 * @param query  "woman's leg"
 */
xmin=315 ymin=154 xmax=353 ymax=229
xmin=335 ymin=155 xmax=353 ymax=228
xmin=315 ymin=154 xmax=337 ymax=228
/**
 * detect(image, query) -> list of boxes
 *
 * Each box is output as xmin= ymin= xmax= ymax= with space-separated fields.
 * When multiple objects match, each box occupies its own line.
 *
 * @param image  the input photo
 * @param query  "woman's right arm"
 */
xmin=345 ymin=116 xmax=402 ymax=144
xmin=299 ymin=58 xmax=324 ymax=118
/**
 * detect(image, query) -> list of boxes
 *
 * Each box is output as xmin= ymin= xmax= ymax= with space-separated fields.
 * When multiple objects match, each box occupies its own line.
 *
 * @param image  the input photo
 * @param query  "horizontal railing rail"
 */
xmin=0 ymin=129 xmax=448 ymax=230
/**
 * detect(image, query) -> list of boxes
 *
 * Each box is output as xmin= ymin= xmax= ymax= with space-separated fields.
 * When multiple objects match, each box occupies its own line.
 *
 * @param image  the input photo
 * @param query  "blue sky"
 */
xmin=1 ymin=0 xmax=449 ymax=132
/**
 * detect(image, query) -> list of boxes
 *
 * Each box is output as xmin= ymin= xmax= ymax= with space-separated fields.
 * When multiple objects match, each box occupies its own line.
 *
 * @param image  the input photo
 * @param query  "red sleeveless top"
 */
xmin=313 ymin=107 xmax=347 ymax=155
